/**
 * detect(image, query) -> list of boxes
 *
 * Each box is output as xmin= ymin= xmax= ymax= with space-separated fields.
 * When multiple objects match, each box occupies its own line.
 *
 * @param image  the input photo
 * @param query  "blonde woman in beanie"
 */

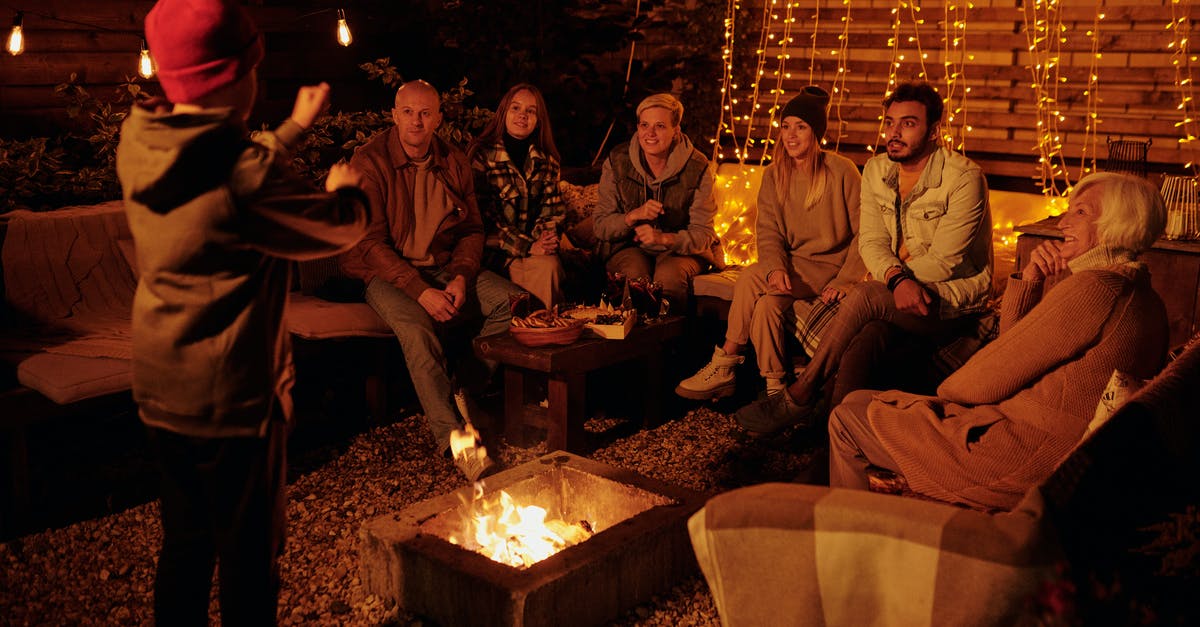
xmin=592 ymin=93 xmax=722 ymax=312
xmin=676 ymin=86 xmax=866 ymax=401
xmin=117 ymin=0 xmax=368 ymax=623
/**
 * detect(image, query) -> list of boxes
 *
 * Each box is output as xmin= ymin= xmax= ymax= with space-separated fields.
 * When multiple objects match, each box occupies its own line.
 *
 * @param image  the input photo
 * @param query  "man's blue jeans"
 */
xmin=365 ymin=269 xmax=520 ymax=451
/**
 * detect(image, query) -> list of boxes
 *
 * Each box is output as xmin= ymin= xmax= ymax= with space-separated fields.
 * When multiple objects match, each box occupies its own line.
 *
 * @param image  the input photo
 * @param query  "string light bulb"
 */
xmin=138 ymin=38 xmax=155 ymax=79
xmin=336 ymin=8 xmax=352 ymax=47
xmin=7 ymin=11 xmax=24 ymax=56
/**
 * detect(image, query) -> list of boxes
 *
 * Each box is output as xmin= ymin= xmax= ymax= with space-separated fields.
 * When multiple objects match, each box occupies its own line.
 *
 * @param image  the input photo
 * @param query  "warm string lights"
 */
xmin=872 ymin=0 xmax=932 ymax=154
xmin=708 ymin=0 xmax=758 ymax=265
xmin=759 ymin=0 xmax=798 ymax=164
xmin=336 ymin=8 xmax=353 ymax=47
xmin=3 ymin=6 xmax=354 ymax=79
xmin=138 ymin=38 xmax=154 ymax=80
xmin=1168 ymin=0 xmax=1199 ymax=173
xmin=712 ymin=165 xmax=762 ymax=266
xmin=829 ymin=0 xmax=852 ymax=152
xmin=1022 ymin=0 xmax=1073 ymax=197
xmin=867 ymin=2 xmax=904 ymax=155
xmin=711 ymin=1 xmax=809 ymax=265
xmin=734 ymin=0 xmax=778 ymax=161
xmin=1077 ymin=8 xmax=1104 ymax=179
xmin=6 ymin=9 xmax=21 ymax=55
xmin=712 ymin=0 xmax=741 ymax=161
xmin=941 ymin=2 xmax=971 ymax=152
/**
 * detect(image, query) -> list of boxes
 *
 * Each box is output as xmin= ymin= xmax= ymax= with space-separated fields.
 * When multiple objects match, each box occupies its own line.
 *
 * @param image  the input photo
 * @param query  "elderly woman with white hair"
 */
xmin=827 ymin=171 xmax=1169 ymax=512
xmin=592 ymin=93 xmax=721 ymax=313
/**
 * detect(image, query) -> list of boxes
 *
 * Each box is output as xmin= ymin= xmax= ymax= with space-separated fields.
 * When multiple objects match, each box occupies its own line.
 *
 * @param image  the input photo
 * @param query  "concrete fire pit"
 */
xmin=359 ymin=452 xmax=705 ymax=627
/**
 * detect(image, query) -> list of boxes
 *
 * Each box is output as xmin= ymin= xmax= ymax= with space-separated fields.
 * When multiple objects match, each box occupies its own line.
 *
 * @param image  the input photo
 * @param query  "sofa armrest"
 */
xmin=689 ymin=483 xmax=1057 ymax=627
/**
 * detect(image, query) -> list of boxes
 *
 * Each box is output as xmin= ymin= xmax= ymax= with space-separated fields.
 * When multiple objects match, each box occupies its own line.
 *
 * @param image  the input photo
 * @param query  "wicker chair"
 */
xmin=1103 ymin=136 xmax=1152 ymax=178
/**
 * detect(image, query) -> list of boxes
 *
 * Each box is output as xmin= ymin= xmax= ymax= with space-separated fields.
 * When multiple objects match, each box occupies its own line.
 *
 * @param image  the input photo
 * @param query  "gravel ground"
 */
xmin=0 ymin=404 xmax=823 ymax=626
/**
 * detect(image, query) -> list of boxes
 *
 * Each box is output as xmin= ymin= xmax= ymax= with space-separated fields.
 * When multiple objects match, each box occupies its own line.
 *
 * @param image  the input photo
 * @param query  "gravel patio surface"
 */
xmin=1 ymin=401 xmax=824 ymax=626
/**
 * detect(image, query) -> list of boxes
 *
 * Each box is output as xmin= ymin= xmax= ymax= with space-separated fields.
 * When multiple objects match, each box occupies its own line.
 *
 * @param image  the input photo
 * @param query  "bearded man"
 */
xmin=735 ymin=81 xmax=993 ymax=440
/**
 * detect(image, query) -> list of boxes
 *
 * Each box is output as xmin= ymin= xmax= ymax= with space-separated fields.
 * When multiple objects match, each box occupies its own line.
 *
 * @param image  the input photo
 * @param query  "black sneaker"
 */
xmin=734 ymin=393 xmax=815 ymax=434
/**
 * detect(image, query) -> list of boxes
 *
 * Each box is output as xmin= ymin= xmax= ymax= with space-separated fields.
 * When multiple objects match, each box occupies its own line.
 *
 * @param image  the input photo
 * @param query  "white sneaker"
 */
xmin=675 ymin=347 xmax=744 ymax=400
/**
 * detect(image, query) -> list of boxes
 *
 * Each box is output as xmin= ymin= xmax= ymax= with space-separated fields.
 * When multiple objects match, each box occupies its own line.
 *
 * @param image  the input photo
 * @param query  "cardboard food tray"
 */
xmin=584 ymin=313 xmax=637 ymax=340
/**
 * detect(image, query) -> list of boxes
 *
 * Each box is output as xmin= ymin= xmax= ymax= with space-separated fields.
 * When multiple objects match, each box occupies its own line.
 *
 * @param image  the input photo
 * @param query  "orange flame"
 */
xmin=448 ymin=483 xmax=595 ymax=569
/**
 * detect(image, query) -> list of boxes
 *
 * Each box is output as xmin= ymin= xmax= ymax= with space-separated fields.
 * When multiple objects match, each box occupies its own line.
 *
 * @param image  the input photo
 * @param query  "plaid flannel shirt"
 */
xmin=472 ymin=142 xmax=565 ymax=260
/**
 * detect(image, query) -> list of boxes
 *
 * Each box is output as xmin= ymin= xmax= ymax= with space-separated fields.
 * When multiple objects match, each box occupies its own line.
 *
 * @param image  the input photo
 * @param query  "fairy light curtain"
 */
xmin=1169 ymin=0 xmax=1200 ymax=173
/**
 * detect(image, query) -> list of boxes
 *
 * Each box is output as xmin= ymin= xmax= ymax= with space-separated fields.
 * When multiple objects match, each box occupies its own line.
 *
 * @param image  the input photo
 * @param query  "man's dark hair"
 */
xmin=882 ymin=81 xmax=943 ymax=127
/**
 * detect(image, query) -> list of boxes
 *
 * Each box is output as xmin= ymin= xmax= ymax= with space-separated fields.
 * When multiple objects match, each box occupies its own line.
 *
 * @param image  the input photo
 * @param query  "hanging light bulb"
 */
xmin=336 ymin=9 xmax=352 ymax=47
xmin=138 ymin=38 xmax=156 ymax=79
xmin=7 ymin=11 xmax=24 ymax=56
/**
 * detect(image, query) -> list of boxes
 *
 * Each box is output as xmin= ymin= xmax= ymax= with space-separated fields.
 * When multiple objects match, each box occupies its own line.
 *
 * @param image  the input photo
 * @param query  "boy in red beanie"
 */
xmin=116 ymin=1 xmax=368 ymax=623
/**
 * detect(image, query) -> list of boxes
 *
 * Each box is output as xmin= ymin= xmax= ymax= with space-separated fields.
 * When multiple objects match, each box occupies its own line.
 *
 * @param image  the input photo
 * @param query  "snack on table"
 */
xmin=509 ymin=308 xmax=585 ymax=347
xmin=562 ymin=301 xmax=636 ymax=340
xmin=511 ymin=308 xmax=580 ymax=329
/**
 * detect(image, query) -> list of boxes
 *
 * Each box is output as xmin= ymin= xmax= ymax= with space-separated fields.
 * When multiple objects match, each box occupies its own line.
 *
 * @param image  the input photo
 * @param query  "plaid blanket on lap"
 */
xmin=689 ymin=483 xmax=1056 ymax=626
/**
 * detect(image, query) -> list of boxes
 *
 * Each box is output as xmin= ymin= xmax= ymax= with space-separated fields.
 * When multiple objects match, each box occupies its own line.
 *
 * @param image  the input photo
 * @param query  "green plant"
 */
xmin=0 ymin=75 xmax=148 ymax=212
xmin=0 ymin=56 xmax=495 ymax=213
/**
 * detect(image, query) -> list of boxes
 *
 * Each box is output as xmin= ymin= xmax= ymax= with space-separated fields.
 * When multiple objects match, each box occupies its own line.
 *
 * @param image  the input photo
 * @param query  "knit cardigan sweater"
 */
xmin=866 ymin=247 xmax=1168 ymax=511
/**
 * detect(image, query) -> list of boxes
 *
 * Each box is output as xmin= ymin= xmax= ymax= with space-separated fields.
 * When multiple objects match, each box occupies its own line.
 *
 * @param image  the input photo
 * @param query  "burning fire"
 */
xmin=448 ymin=483 xmax=595 ymax=568
xmin=446 ymin=422 xmax=596 ymax=568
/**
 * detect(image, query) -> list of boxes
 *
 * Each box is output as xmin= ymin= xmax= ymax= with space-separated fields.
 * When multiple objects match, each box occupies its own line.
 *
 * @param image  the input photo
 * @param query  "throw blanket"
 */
xmin=689 ymin=482 xmax=1055 ymax=626
xmin=1 ymin=201 xmax=135 ymax=360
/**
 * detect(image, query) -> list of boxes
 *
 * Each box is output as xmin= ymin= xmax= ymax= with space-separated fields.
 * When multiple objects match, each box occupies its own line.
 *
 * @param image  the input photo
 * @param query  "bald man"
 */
xmin=340 ymin=81 xmax=523 ymax=471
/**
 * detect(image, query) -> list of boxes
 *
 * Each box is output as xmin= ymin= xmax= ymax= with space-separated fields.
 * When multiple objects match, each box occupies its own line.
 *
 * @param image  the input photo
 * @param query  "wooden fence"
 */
xmin=701 ymin=0 xmax=1200 ymax=188
xmin=2 ymin=0 xmax=1199 ymax=189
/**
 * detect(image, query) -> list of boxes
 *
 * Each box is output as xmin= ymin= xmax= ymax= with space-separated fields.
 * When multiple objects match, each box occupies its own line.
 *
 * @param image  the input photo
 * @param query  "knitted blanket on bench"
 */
xmin=1 ymin=201 xmax=135 ymax=360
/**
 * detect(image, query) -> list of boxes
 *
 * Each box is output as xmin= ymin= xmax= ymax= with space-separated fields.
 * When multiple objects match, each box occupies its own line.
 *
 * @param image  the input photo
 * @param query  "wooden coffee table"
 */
xmin=473 ymin=316 xmax=684 ymax=452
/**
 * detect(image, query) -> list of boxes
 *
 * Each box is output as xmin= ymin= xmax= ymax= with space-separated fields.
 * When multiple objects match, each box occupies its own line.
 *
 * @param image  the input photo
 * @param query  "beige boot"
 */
xmin=765 ymin=377 xmax=787 ymax=398
xmin=676 ymin=347 xmax=744 ymax=400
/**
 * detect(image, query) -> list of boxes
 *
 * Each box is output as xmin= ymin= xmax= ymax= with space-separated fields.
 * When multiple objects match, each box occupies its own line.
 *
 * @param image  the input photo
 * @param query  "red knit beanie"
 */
xmin=145 ymin=0 xmax=264 ymax=103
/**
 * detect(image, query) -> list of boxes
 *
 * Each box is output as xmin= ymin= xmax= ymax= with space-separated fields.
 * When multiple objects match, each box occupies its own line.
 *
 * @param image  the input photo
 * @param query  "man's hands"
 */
xmin=892 ymin=278 xmax=932 ymax=316
xmin=624 ymin=199 xmax=664 ymax=226
xmin=885 ymin=265 xmax=932 ymax=316
xmin=325 ymin=162 xmax=362 ymax=192
xmin=1021 ymin=240 xmax=1068 ymax=282
xmin=290 ymin=82 xmax=332 ymax=130
xmin=418 ymin=275 xmax=468 ymax=322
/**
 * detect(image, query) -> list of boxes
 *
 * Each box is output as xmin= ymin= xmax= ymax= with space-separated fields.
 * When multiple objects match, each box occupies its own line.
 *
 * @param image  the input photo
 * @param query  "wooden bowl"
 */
xmin=509 ymin=318 xmax=586 ymax=347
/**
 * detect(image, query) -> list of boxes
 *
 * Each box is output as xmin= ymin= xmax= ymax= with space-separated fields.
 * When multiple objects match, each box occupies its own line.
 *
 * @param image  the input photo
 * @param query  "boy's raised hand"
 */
xmin=325 ymin=162 xmax=363 ymax=192
xmin=290 ymin=82 xmax=332 ymax=130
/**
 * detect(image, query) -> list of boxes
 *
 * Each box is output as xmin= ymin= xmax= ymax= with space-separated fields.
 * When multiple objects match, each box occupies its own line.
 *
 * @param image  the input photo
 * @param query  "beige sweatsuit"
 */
xmin=726 ymin=152 xmax=866 ymax=379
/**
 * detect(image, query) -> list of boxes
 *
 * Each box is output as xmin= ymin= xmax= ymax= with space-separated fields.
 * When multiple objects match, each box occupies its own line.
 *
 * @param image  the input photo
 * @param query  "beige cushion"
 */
xmin=286 ymin=293 xmax=393 ymax=339
xmin=691 ymin=267 xmax=741 ymax=299
xmin=17 ymin=352 xmax=131 ymax=404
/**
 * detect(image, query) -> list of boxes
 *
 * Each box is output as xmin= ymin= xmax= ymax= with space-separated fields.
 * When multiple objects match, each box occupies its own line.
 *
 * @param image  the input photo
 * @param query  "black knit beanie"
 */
xmin=780 ymin=86 xmax=831 ymax=141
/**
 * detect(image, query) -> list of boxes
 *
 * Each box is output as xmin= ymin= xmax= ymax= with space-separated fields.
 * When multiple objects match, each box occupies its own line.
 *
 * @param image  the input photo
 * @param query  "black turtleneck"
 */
xmin=503 ymin=132 xmax=533 ymax=174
